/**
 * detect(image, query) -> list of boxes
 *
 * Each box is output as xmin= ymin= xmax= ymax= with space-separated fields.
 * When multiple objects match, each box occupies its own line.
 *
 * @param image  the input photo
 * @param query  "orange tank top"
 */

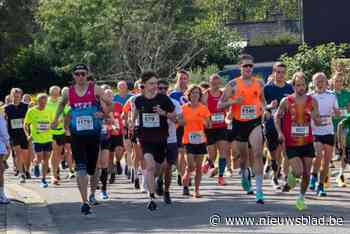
xmin=231 ymin=77 xmax=263 ymax=122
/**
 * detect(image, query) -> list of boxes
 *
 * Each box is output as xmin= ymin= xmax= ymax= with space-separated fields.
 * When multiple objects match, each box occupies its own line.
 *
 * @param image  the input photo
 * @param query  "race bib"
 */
xmin=271 ymin=108 xmax=277 ymax=116
xmin=189 ymin=131 xmax=205 ymax=144
xmin=37 ymin=122 xmax=50 ymax=132
xmin=291 ymin=125 xmax=309 ymax=136
xmin=76 ymin=116 xmax=94 ymax=131
xmin=211 ymin=113 xmax=225 ymax=123
xmin=113 ymin=120 xmax=120 ymax=130
xmin=240 ymin=105 xmax=257 ymax=120
xmin=142 ymin=113 xmax=160 ymax=128
xmin=227 ymin=123 xmax=233 ymax=130
xmin=11 ymin=118 xmax=23 ymax=129
xmin=340 ymin=108 xmax=348 ymax=117
xmin=320 ymin=116 xmax=332 ymax=126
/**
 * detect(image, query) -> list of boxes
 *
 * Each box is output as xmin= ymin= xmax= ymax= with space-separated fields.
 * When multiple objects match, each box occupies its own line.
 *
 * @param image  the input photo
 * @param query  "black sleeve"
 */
xmin=134 ymin=96 xmax=140 ymax=111
xmin=162 ymin=95 xmax=175 ymax=113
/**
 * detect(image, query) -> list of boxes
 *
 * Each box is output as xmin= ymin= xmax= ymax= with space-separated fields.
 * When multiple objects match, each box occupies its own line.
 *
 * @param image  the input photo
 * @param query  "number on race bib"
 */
xmin=76 ymin=116 xmax=94 ymax=131
xmin=10 ymin=118 xmax=23 ymax=129
xmin=320 ymin=116 xmax=332 ymax=126
xmin=37 ymin=122 xmax=50 ymax=132
xmin=142 ymin=113 xmax=160 ymax=128
xmin=189 ymin=131 xmax=205 ymax=144
xmin=240 ymin=105 xmax=257 ymax=120
xmin=211 ymin=113 xmax=225 ymax=123
xmin=291 ymin=125 xmax=309 ymax=136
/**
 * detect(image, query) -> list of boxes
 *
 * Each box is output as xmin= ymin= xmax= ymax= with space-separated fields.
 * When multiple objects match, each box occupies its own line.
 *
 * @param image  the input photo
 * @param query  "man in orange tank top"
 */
xmin=274 ymin=72 xmax=321 ymax=211
xmin=218 ymin=54 xmax=266 ymax=204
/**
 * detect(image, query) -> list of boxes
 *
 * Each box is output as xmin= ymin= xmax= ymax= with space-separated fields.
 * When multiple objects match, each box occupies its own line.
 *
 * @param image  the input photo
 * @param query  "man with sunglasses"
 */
xmin=263 ymin=62 xmax=294 ymax=191
xmin=157 ymin=79 xmax=181 ymax=204
xmin=219 ymin=54 xmax=266 ymax=204
xmin=130 ymin=71 xmax=175 ymax=211
xmin=52 ymin=64 xmax=111 ymax=216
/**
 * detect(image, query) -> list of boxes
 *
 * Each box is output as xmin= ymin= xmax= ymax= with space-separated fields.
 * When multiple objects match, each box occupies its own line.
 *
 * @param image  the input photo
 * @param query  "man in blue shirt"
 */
xmin=113 ymin=80 xmax=133 ymax=106
xmin=263 ymin=62 xmax=294 ymax=191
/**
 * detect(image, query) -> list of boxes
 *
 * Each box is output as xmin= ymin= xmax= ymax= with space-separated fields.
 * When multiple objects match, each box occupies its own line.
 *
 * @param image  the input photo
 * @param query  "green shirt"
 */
xmin=45 ymin=99 xmax=66 ymax=135
xmin=333 ymin=89 xmax=350 ymax=128
xmin=24 ymin=106 xmax=54 ymax=144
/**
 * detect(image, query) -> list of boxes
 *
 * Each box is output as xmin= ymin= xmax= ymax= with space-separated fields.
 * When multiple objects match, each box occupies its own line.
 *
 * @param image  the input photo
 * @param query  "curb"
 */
xmin=6 ymin=184 xmax=60 ymax=234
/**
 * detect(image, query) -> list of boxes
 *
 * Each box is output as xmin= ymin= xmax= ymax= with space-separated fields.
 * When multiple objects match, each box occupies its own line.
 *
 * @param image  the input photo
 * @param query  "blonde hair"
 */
xmin=49 ymin=86 xmax=61 ymax=95
xmin=36 ymin=93 xmax=48 ymax=101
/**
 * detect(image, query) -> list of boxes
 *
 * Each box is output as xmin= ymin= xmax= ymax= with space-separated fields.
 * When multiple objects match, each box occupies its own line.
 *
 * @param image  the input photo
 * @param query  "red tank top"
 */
xmin=68 ymin=81 xmax=97 ymax=108
xmin=207 ymin=90 xmax=226 ymax=129
xmin=283 ymin=95 xmax=313 ymax=146
xmin=108 ymin=102 xmax=124 ymax=136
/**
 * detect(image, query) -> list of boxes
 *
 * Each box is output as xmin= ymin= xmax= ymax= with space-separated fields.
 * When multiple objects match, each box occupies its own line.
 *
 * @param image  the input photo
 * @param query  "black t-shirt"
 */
xmin=4 ymin=102 xmax=28 ymax=137
xmin=134 ymin=93 xmax=175 ymax=143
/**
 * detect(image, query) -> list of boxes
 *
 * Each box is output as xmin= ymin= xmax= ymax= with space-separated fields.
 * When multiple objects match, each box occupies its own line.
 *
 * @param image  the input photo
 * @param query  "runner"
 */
xmin=263 ymin=62 xmax=293 ymax=190
xmin=52 ymin=64 xmax=111 ymax=215
xmin=98 ymin=89 xmax=124 ymax=200
xmin=46 ymin=86 xmax=66 ymax=185
xmin=180 ymin=85 xmax=211 ymax=198
xmin=24 ymin=93 xmax=53 ymax=188
xmin=309 ymin=73 xmax=339 ymax=196
xmin=337 ymin=112 xmax=350 ymax=184
xmin=275 ymin=72 xmax=320 ymax=210
xmin=202 ymin=74 xmax=228 ymax=185
xmin=331 ymin=73 xmax=350 ymax=187
xmin=4 ymin=88 xmax=30 ymax=183
xmin=130 ymin=71 xmax=175 ymax=210
xmin=157 ymin=79 xmax=181 ymax=204
xmin=169 ymin=70 xmax=189 ymax=186
xmin=0 ymin=106 xmax=10 ymax=203
xmin=218 ymin=54 xmax=266 ymax=204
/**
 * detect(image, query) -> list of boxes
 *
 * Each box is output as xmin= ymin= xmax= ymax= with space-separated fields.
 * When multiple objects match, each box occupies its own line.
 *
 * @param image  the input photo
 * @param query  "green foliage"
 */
xmin=250 ymin=32 xmax=300 ymax=46
xmin=188 ymin=65 xmax=219 ymax=84
xmin=280 ymin=43 xmax=349 ymax=83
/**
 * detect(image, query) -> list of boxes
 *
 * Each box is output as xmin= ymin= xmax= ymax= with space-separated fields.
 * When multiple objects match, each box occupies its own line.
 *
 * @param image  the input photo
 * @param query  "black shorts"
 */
xmin=34 ymin=142 xmax=52 ymax=153
xmin=233 ymin=118 xmax=262 ymax=142
xmin=140 ymin=140 xmax=167 ymax=164
xmin=185 ymin=143 xmax=207 ymax=155
xmin=64 ymin=135 xmax=72 ymax=144
xmin=166 ymin=143 xmax=178 ymax=165
xmin=314 ymin=134 xmax=335 ymax=146
xmin=101 ymin=135 xmax=123 ymax=151
xmin=205 ymin=128 xmax=228 ymax=145
xmin=131 ymin=127 xmax=139 ymax=144
xmin=11 ymin=134 xmax=29 ymax=149
xmin=285 ymin=143 xmax=315 ymax=159
xmin=265 ymin=127 xmax=281 ymax=152
xmin=176 ymin=126 xmax=184 ymax=148
xmin=53 ymin=134 xmax=65 ymax=146
xmin=71 ymin=134 xmax=100 ymax=175
xmin=227 ymin=124 xmax=237 ymax=142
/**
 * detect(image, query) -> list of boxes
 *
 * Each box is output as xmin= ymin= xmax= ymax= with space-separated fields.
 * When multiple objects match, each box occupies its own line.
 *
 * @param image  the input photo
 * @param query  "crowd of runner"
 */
xmin=0 ymin=54 xmax=349 ymax=215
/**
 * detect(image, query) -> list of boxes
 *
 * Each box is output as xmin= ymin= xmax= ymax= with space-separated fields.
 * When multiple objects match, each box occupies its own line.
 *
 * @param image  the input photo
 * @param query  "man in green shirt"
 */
xmin=24 ymin=93 xmax=53 ymax=188
xmin=332 ymin=74 xmax=350 ymax=187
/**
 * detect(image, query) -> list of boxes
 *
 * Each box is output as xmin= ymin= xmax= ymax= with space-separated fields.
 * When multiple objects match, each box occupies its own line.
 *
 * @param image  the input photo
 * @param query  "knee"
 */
xmin=76 ymin=165 xmax=88 ymax=177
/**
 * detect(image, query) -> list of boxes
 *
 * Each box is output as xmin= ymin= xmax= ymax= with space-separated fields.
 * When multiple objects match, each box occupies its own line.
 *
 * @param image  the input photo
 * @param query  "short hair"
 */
xmin=141 ymin=70 xmax=158 ymax=83
xmin=10 ymin=88 xmax=23 ymax=97
xmin=312 ymin=72 xmax=327 ymax=82
xmin=292 ymin=72 xmax=305 ymax=86
xmin=36 ymin=93 xmax=48 ymax=101
xmin=273 ymin=62 xmax=286 ymax=71
xmin=158 ymin=79 xmax=169 ymax=86
xmin=199 ymin=82 xmax=210 ymax=90
xmin=177 ymin=69 xmax=189 ymax=76
xmin=185 ymin=85 xmax=202 ymax=101
xmin=209 ymin=74 xmax=221 ymax=81
xmin=49 ymin=86 xmax=61 ymax=95
xmin=239 ymin=54 xmax=254 ymax=64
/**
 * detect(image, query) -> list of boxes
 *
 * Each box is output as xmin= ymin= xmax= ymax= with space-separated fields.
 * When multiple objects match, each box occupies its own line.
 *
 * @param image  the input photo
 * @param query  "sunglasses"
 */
xmin=242 ymin=64 xmax=253 ymax=68
xmin=74 ymin=72 xmax=87 ymax=77
xmin=158 ymin=86 xmax=169 ymax=90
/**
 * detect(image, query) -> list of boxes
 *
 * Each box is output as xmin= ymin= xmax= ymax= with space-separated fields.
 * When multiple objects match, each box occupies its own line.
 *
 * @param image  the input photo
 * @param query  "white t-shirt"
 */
xmin=311 ymin=91 xmax=338 ymax=135
xmin=167 ymin=98 xmax=181 ymax=144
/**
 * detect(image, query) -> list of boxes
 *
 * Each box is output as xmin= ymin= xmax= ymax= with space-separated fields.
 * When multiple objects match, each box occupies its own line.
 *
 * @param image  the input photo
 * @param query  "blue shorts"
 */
xmin=34 ymin=142 xmax=52 ymax=153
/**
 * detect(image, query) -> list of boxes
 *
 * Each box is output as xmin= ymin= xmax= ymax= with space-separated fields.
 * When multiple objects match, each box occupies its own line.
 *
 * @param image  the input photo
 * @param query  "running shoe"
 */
xmin=25 ymin=171 xmax=31 ymax=179
xmin=163 ymin=192 xmax=172 ymax=204
xmin=218 ymin=176 xmax=226 ymax=186
xmin=317 ymin=184 xmax=327 ymax=197
xmin=241 ymin=169 xmax=252 ymax=192
xmin=156 ymin=177 xmax=164 ymax=196
xmin=81 ymin=203 xmax=92 ymax=216
xmin=40 ymin=179 xmax=48 ymax=188
xmin=182 ymin=186 xmax=190 ymax=196
xmin=19 ymin=174 xmax=26 ymax=184
xmin=0 ymin=195 xmax=10 ymax=204
xmin=202 ymin=162 xmax=210 ymax=174
xmin=309 ymin=175 xmax=317 ymax=190
xmin=336 ymin=174 xmax=347 ymax=188
xmin=324 ymin=174 xmax=330 ymax=189
xmin=52 ymin=177 xmax=60 ymax=186
xmin=89 ymin=194 xmax=99 ymax=206
xmin=100 ymin=191 xmax=109 ymax=200
xmin=296 ymin=197 xmax=305 ymax=211
xmin=271 ymin=177 xmax=281 ymax=190
xmin=256 ymin=191 xmax=264 ymax=204
xmin=131 ymin=168 xmax=135 ymax=183
xmin=177 ymin=174 xmax=182 ymax=186
xmin=282 ymin=183 xmax=291 ymax=192
xmin=147 ymin=200 xmax=157 ymax=211
xmin=209 ymin=167 xmax=218 ymax=178
xmin=68 ymin=170 xmax=76 ymax=179
xmin=134 ymin=177 xmax=140 ymax=189
xmin=140 ymin=175 xmax=148 ymax=193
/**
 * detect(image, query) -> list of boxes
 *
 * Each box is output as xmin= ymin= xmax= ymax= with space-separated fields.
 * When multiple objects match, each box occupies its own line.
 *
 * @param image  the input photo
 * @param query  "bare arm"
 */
xmin=218 ymin=81 xmax=235 ymax=109
xmin=201 ymin=92 xmax=208 ymax=106
xmin=54 ymin=87 xmax=69 ymax=123
xmin=311 ymin=97 xmax=321 ymax=126
xmin=274 ymin=97 xmax=288 ymax=138
xmin=95 ymin=85 xmax=113 ymax=115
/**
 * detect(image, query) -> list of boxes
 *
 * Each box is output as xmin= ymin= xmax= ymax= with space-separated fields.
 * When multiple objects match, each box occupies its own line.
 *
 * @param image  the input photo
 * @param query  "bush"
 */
xmin=250 ymin=32 xmax=300 ymax=46
xmin=187 ymin=65 xmax=219 ymax=84
xmin=280 ymin=43 xmax=349 ymax=83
